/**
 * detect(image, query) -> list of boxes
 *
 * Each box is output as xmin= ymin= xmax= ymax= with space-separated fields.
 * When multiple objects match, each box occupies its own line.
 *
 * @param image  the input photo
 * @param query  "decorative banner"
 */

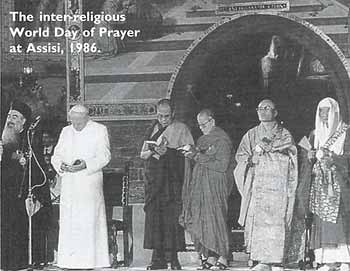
xmin=216 ymin=0 xmax=290 ymax=14
xmin=72 ymin=102 xmax=158 ymax=120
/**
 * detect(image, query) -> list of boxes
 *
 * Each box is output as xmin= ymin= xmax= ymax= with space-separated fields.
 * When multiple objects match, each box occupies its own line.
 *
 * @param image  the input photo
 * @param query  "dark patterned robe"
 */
xmin=142 ymin=121 xmax=194 ymax=254
xmin=1 ymin=129 xmax=52 ymax=270
xmin=298 ymin=130 xmax=350 ymax=252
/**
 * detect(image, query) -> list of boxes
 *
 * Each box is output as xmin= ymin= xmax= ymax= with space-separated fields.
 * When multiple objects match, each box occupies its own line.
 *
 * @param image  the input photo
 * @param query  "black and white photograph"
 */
xmin=1 ymin=0 xmax=350 ymax=270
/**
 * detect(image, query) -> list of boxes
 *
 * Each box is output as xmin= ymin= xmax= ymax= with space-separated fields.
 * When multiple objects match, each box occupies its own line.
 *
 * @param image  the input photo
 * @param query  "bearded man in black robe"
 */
xmin=0 ymin=100 xmax=52 ymax=270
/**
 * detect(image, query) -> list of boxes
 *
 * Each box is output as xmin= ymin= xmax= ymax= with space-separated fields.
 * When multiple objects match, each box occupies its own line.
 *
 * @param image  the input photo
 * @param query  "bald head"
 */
xmin=69 ymin=104 xmax=89 ymax=131
xmin=198 ymin=109 xmax=214 ymax=120
xmin=197 ymin=109 xmax=215 ymax=135
xmin=157 ymin=99 xmax=174 ymax=128
xmin=256 ymin=99 xmax=278 ymax=122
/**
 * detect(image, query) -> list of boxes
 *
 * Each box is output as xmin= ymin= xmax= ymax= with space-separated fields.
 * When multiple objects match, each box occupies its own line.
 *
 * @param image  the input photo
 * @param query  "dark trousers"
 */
xmin=151 ymin=248 xmax=179 ymax=264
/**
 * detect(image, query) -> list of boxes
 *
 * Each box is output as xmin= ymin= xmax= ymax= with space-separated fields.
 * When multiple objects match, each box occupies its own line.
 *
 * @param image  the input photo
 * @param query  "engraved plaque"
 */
xmin=216 ymin=0 xmax=290 ymax=14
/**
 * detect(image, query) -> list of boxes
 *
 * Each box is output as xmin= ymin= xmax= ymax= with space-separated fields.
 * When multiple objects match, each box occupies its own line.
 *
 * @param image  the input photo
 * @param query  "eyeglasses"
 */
xmin=157 ymin=113 xmax=171 ymax=120
xmin=256 ymin=106 xmax=275 ymax=112
xmin=198 ymin=118 xmax=212 ymax=128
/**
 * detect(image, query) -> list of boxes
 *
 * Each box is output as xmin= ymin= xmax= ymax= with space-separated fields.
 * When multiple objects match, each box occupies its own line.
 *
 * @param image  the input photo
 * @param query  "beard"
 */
xmin=2 ymin=123 xmax=20 ymax=147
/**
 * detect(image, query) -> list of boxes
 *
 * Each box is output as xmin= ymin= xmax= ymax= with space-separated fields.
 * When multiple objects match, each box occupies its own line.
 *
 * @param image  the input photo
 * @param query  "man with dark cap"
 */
xmin=0 ymin=100 xmax=52 ymax=270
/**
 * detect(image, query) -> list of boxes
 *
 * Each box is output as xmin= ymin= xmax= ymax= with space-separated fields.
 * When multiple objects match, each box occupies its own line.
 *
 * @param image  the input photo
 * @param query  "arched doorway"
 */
xmin=167 ymin=12 xmax=350 ymax=228
xmin=168 ymin=13 xmax=350 ymax=141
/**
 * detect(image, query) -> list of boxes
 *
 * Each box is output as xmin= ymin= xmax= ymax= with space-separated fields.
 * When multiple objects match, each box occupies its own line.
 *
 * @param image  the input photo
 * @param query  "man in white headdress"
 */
xmin=302 ymin=97 xmax=350 ymax=271
xmin=51 ymin=104 xmax=111 ymax=269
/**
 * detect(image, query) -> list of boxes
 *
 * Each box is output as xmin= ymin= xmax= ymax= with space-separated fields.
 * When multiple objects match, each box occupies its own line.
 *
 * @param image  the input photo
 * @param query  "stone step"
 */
xmin=85 ymin=50 xmax=185 ymax=76
xmin=336 ymin=0 xmax=349 ymax=7
xmin=304 ymin=16 xmax=348 ymax=25
xmin=318 ymin=23 xmax=348 ymax=34
xmin=84 ymin=0 xmax=349 ymax=81
xmin=85 ymin=73 xmax=172 ymax=83
xmin=85 ymin=81 xmax=170 ymax=102
xmin=124 ymin=31 xmax=202 ymax=52
xmin=84 ymin=23 xmax=348 ymax=86
xmin=125 ymin=39 xmax=194 ymax=52
xmin=84 ymin=51 xmax=349 ymax=99
xmin=124 ymin=30 xmax=348 ymax=53
xmin=84 ymin=50 xmax=182 ymax=98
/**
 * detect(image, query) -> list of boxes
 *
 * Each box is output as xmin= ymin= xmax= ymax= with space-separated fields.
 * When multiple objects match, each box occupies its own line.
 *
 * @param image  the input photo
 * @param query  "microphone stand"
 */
xmin=26 ymin=127 xmax=35 ymax=271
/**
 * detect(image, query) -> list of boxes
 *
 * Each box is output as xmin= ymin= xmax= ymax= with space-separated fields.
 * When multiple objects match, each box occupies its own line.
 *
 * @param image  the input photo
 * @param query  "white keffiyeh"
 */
xmin=314 ymin=97 xmax=346 ymax=156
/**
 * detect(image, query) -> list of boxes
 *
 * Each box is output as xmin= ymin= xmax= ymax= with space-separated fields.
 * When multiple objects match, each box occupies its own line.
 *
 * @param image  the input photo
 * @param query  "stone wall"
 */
xmin=102 ymin=120 xmax=154 ymax=203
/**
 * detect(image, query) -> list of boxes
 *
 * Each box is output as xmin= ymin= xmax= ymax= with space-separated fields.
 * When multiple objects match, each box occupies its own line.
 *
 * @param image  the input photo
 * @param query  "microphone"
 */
xmin=29 ymin=116 xmax=41 ymax=130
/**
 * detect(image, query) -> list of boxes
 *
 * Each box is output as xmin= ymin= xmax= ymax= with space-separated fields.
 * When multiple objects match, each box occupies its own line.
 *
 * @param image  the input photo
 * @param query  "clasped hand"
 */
xmin=60 ymin=159 xmax=87 ymax=173
xmin=154 ymin=145 xmax=167 ymax=156
xmin=309 ymin=148 xmax=334 ymax=167
xmin=256 ymin=138 xmax=273 ymax=153
xmin=248 ymin=143 xmax=266 ymax=166
xmin=179 ymin=144 xmax=197 ymax=159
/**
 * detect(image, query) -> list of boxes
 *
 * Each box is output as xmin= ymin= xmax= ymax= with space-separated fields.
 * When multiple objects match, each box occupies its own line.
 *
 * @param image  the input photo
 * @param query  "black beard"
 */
xmin=2 ymin=125 xmax=20 ymax=147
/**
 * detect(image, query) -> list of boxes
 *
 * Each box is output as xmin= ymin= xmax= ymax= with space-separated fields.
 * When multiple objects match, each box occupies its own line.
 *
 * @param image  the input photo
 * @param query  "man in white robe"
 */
xmin=301 ymin=98 xmax=350 ymax=271
xmin=51 ymin=104 xmax=111 ymax=269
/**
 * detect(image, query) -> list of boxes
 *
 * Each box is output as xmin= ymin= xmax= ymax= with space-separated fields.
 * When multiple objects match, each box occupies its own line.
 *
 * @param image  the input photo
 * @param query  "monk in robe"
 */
xmin=51 ymin=104 xmax=111 ymax=269
xmin=299 ymin=97 xmax=350 ymax=271
xmin=234 ymin=99 xmax=298 ymax=271
xmin=1 ymin=100 xmax=52 ymax=270
xmin=180 ymin=109 xmax=234 ymax=270
xmin=140 ymin=98 xmax=194 ymax=270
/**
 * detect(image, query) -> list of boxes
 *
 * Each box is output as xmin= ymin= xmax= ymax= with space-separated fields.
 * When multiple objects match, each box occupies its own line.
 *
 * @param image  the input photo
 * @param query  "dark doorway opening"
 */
xmin=194 ymin=32 xmax=337 ymax=146
xmin=169 ymin=13 xmax=350 ymax=230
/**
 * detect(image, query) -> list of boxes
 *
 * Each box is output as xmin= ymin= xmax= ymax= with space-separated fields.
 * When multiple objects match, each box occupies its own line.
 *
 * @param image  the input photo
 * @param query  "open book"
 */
xmin=177 ymin=144 xmax=192 ymax=152
xmin=144 ymin=140 xmax=160 ymax=147
xmin=144 ymin=136 xmax=168 ymax=147
xmin=143 ymin=136 xmax=168 ymax=160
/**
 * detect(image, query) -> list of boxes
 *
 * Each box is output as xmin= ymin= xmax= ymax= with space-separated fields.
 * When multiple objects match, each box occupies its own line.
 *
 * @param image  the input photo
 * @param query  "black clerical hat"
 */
xmin=10 ymin=100 xmax=32 ymax=122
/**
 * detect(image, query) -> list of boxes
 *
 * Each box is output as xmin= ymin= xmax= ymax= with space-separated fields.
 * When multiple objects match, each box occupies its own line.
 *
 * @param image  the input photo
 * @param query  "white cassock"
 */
xmin=51 ymin=120 xmax=111 ymax=268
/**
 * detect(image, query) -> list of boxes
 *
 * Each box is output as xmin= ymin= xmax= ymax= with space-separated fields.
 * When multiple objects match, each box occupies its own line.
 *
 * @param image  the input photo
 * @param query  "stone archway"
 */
xmin=167 ymin=12 xmax=350 ymax=142
xmin=166 ymin=12 xmax=350 ymax=230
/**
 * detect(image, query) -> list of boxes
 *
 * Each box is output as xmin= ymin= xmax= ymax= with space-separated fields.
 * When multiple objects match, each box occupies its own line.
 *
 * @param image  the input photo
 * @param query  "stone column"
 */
xmin=2 ymin=0 xmax=15 ymax=55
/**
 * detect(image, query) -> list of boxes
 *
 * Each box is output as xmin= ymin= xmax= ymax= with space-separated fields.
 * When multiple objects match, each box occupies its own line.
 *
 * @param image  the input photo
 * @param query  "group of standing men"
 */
xmin=141 ymin=97 xmax=350 ymax=271
xmin=1 ymin=103 xmax=111 ymax=270
xmin=1 ymin=96 xmax=349 ymax=271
